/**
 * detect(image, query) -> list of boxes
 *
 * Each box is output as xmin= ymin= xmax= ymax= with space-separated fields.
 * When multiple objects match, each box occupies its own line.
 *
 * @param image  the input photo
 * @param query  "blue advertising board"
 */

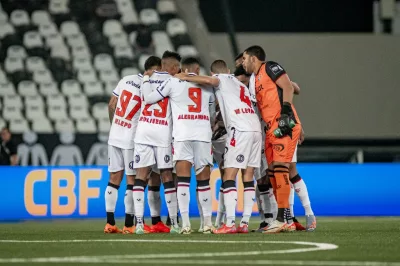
xmin=1 ymin=164 xmax=400 ymax=221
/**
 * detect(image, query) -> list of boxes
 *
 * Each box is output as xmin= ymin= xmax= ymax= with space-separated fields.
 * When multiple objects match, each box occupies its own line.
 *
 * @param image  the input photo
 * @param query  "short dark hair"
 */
xmin=210 ymin=59 xmax=227 ymax=73
xmin=144 ymin=56 xmax=161 ymax=70
xmin=181 ymin=57 xmax=200 ymax=67
xmin=234 ymin=65 xmax=251 ymax=77
xmin=162 ymin=50 xmax=181 ymax=61
xmin=234 ymin=52 xmax=243 ymax=62
xmin=244 ymin=45 xmax=266 ymax=61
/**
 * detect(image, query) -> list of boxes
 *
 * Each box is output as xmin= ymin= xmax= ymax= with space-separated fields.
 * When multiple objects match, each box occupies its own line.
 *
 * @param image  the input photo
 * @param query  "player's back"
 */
xmin=108 ymin=74 xmax=142 ymax=149
xmin=135 ymin=71 xmax=172 ymax=147
xmin=215 ymin=74 xmax=261 ymax=133
xmin=160 ymin=74 xmax=214 ymax=142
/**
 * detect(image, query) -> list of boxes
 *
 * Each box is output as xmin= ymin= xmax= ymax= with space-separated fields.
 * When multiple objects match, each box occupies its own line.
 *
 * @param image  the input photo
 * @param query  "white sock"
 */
xmin=196 ymin=189 xmax=204 ymax=228
xmin=255 ymin=186 xmax=264 ymax=221
xmin=241 ymin=182 xmax=255 ymax=225
xmin=289 ymin=185 xmax=295 ymax=217
xmin=215 ymin=187 xmax=225 ymax=227
xmin=164 ymin=181 xmax=178 ymax=226
xmin=124 ymin=187 xmax=134 ymax=215
xmin=258 ymin=184 xmax=272 ymax=224
xmin=197 ymin=179 xmax=212 ymax=227
xmin=148 ymin=186 xmax=161 ymax=221
xmin=292 ymin=176 xmax=314 ymax=215
xmin=132 ymin=180 xmax=146 ymax=225
xmin=105 ymin=184 xmax=118 ymax=213
xmin=177 ymin=177 xmax=191 ymax=228
xmin=269 ymin=187 xmax=278 ymax=220
xmin=223 ymin=180 xmax=237 ymax=227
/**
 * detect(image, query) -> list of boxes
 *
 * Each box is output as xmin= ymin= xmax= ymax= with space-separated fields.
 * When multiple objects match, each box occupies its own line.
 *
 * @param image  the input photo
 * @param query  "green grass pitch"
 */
xmin=1 ymin=217 xmax=400 ymax=266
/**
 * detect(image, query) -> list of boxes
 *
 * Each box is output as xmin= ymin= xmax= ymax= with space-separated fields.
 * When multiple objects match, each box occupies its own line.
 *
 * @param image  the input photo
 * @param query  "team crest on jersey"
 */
xmin=135 ymin=154 xmax=140 ymax=163
xmin=164 ymin=155 xmax=170 ymax=163
xmin=236 ymin=154 xmax=244 ymax=163
xmin=129 ymin=161 xmax=134 ymax=169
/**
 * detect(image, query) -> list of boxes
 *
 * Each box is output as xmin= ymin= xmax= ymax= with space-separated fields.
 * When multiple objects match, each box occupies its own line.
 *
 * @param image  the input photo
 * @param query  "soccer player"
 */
xmin=176 ymin=59 xmax=262 ymax=234
xmin=104 ymin=56 xmax=161 ymax=234
xmin=132 ymin=51 xmax=182 ymax=234
xmin=143 ymin=57 xmax=216 ymax=234
xmin=242 ymin=45 xmax=304 ymax=233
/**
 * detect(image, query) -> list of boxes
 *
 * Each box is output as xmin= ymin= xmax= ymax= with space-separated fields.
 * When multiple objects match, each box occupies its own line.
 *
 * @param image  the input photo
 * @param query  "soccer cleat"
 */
xmin=251 ymin=221 xmax=268 ymax=232
xmin=198 ymin=226 xmax=204 ymax=233
xmin=150 ymin=222 xmax=170 ymax=233
xmin=283 ymin=222 xmax=296 ymax=232
xmin=104 ymin=223 xmax=121 ymax=234
xmin=170 ymin=226 xmax=180 ymax=234
xmin=293 ymin=217 xmax=306 ymax=231
xmin=213 ymin=224 xmax=237 ymax=234
xmin=306 ymin=215 xmax=317 ymax=232
xmin=202 ymin=225 xmax=214 ymax=234
xmin=262 ymin=220 xmax=286 ymax=234
xmin=180 ymin=226 xmax=192 ymax=234
xmin=237 ymin=224 xmax=249 ymax=234
xmin=122 ymin=226 xmax=134 ymax=234
xmin=143 ymin=223 xmax=152 ymax=234
xmin=135 ymin=224 xmax=145 ymax=234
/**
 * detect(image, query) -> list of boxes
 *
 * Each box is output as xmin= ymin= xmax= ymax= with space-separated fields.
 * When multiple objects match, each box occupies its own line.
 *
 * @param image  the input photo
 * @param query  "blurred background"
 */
xmin=0 ymin=0 xmax=399 ymax=220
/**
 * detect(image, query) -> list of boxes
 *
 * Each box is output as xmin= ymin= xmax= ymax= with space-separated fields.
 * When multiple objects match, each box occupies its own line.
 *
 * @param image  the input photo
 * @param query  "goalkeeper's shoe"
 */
xmin=213 ymin=224 xmax=237 ymax=234
xmin=180 ymin=226 xmax=192 ymax=235
xmin=237 ymin=224 xmax=249 ymax=234
xmin=122 ymin=226 xmax=134 ymax=234
xmin=135 ymin=224 xmax=145 ymax=235
xmin=306 ymin=215 xmax=317 ymax=232
xmin=293 ymin=217 xmax=306 ymax=231
xmin=262 ymin=220 xmax=286 ymax=234
xmin=150 ymin=222 xmax=170 ymax=233
xmin=104 ymin=223 xmax=121 ymax=234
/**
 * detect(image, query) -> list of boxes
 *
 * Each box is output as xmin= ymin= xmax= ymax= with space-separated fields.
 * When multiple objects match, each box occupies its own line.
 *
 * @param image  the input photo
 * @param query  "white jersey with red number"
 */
xmin=156 ymin=74 xmax=215 ymax=142
xmin=108 ymin=74 xmax=143 ymax=149
xmin=214 ymin=74 xmax=261 ymax=133
xmin=134 ymin=71 xmax=172 ymax=147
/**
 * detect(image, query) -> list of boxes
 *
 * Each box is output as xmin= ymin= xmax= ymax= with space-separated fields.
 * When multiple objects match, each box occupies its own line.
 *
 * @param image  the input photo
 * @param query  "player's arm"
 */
xmin=175 ymin=73 xmax=220 ymax=88
xmin=292 ymin=81 xmax=300 ymax=95
xmin=141 ymin=76 xmax=170 ymax=104
xmin=108 ymin=95 xmax=118 ymax=123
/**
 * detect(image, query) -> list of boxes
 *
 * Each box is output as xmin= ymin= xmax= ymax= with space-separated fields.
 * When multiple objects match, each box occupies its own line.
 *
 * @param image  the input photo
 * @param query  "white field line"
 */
xmin=0 ymin=239 xmax=337 ymax=263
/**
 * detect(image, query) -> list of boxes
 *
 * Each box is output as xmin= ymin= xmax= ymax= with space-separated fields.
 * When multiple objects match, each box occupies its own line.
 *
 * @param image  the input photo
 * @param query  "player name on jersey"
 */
xmin=177 ymin=114 xmax=210 ymax=121
xmin=138 ymin=116 xmax=169 ymax=125
xmin=234 ymin=108 xmax=255 ymax=114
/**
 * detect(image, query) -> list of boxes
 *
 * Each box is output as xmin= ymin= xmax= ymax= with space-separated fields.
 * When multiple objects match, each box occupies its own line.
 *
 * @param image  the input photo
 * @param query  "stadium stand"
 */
xmin=0 ymin=0 xmax=196 ymax=134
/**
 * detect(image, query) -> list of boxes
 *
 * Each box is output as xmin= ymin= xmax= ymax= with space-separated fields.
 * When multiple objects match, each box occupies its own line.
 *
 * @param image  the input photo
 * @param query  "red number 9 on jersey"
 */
xmin=188 ymin=87 xmax=202 ymax=113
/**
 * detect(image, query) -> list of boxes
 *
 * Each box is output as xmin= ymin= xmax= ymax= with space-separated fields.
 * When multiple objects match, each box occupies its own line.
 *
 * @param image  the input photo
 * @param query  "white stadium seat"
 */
xmin=46 ymin=33 xmax=65 ymax=48
xmin=25 ymin=95 xmax=44 ymax=109
xmin=0 ymin=23 xmax=15 ymax=39
xmin=0 ymin=11 xmax=8 ymax=25
xmin=94 ymin=53 xmax=115 ymax=71
xmin=139 ymin=9 xmax=160 ymax=25
xmin=92 ymin=102 xmax=109 ymax=119
xmin=0 ymin=82 xmax=16 ymax=96
xmin=39 ymin=82 xmax=59 ymax=96
xmin=77 ymin=68 xmax=97 ymax=83
xmin=99 ymin=69 xmax=119 ymax=82
xmin=167 ymin=19 xmax=188 ymax=37
xmin=4 ymin=57 xmax=24 ymax=73
xmin=9 ymin=119 xmax=29 ymax=133
xmin=109 ymin=32 xmax=129 ymax=47
xmin=104 ymin=80 xmax=119 ymax=95
xmin=32 ymin=10 xmax=52 ymax=26
xmin=46 ymin=94 xmax=66 ymax=109
xmin=3 ymin=107 xmax=23 ymax=121
xmin=68 ymin=94 xmax=88 ymax=108
xmin=121 ymin=67 xmax=140 ymax=77
xmin=18 ymin=80 xmax=38 ymax=97
xmin=138 ymin=54 xmax=151 ymax=71
xmin=51 ymin=44 xmax=70 ymax=61
xmin=71 ymin=45 xmax=91 ymax=59
xmin=114 ymin=45 xmax=134 ymax=59
xmin=67 ymin=34 xmax=87 ymax=48
xmin=115 ymin=0 xmax=135 ymax=14
xmin=76 ymin=118 xmax=96 ymax=133
xmin=4 ymin=95 xmax=22 ymax=109
xmin=128 ymin=31 xmax=137 ymax=46
xmin=48 ymin=105 xmax=68 ymax=120
xmin=25 ymin=105 xmax=46 ymax=121
xmin=10 ymin=10 xmax=30 ymax=27
xmin=60 ymin=21 xmax=81 ymax=37
xmin=84 ymin=81 xmax=104 ymax=96
xmin=157 ymin=0 xmax=177 ymax=15
xmin=7 ymin=45 xmax=27 ymax=59
xmin=152 ymin=31 xmax=174 ymax=57
xmin=73 ymin=57 xmax=93 ymax=71
xmin=177 ymin=45 xmax=199 ymax=58
xmin=70 ymin=106 xmax=90 ymax=119
xmin=32 ymin=117 xmax=54 ymax=133
xmin=98 ymin=117 xmax=110 ymax=133
xmin=26 ymin=56 xmax=47 ymax=72
xmin=33 ymin=69 xmax=53 ymax=84
xmin=54 ymin=118 xmax=75 ymax=133
xmin=121 ymin=10 xmax=139 ymax=25
xmin=0 ymin=69 xmax=7 ymax=83
xmin=61 ymin=79 xmax=82 ymax=96
xmin=103 ymin=19 xmax=123 ymax=37
xmin=23 ymin=31 xmax=44 ymax=49
xmin=49 ymin=0 xmax=70 ymax=15
xmin=39 ymin=23 xmax=58 ymax=37
xmin=0 ymin=119 xmax=5 ymax=130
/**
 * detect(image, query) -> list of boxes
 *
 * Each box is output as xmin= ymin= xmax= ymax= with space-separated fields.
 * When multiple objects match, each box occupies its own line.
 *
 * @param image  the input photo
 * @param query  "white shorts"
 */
xmin=133 ymin=143 xmax=173 ymax=170
xmin=212 ymin=134 xmax=228 ymax=168
xmin=173 ymin=140 xmax=213 ymax=174
xmin=292 ymin=145 xmax=298 ymax=163
xmin=108 ymin=145 xmax=136 ymax=175
xmin=254 ymin=146 xmax=268 ymax=180
xmin=224 ymin=129 xmax=262 ymax=169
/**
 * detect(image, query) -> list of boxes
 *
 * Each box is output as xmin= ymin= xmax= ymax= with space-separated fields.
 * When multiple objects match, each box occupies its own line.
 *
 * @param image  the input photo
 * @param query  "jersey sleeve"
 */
xmin=265 ymin=61 xmax=286 ymax=82
xmin=142 ymin=77 xmax=172 ymax=104
xmin=112 ymin=79 xmax=124 ymax=97
xmin=157 ymin=77 xmax=174 ymax=97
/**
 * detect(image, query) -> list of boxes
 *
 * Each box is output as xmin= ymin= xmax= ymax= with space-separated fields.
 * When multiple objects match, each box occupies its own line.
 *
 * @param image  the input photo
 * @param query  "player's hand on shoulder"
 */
xmin=174 ymin=72 xmax=188 ymax=81
xmin=143 ymin=69 xmax=155 ymax=77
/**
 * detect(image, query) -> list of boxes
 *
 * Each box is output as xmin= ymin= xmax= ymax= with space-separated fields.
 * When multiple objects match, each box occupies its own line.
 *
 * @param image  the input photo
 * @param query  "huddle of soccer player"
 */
xmin=104 ymin=46 xmax=316 ymax=235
